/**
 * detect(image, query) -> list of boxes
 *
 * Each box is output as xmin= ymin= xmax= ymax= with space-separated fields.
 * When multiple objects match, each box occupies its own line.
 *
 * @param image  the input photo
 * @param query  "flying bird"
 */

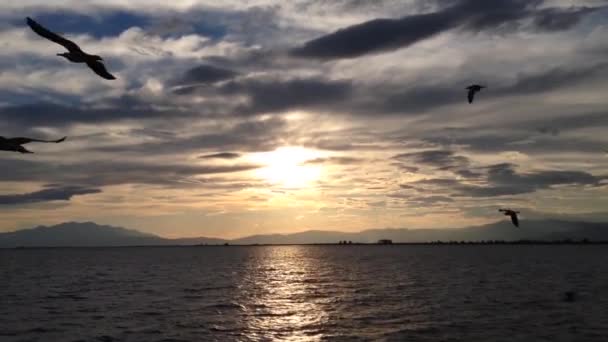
xmin=498 ymin=208 xmax=520 ymax=227
xmin=466 ymin=84 xmax=486 ymax=104
xmin=0 ymin=136 xmax=67 ymax=154
xmin=26 ymin=17 xmax=116 ymax=80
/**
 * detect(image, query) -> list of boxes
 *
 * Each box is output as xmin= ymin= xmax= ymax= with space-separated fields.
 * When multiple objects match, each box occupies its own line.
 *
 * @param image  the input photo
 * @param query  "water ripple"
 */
xmin=1 ymin=246 xmax=607 ymax=341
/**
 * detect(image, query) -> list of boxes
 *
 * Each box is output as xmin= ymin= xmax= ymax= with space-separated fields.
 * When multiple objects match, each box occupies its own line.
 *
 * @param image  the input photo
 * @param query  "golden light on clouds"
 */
xmin=247 ymin=146 xmax=325 ymax=188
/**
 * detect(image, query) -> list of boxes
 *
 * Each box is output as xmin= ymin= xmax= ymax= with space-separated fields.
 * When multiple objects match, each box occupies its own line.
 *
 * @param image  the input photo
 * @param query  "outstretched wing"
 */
xmin=86 ymin=60 xmax=116 ymax=80
xmin=511 ymin=214 xmax=519 ymax=227
xmin=8 ymin=136 xmax=67 ymax=145
xmin=467 ymin=89 xmax=475 ymax=103
xmin=26 ymin=17 xmax=82 ymax=53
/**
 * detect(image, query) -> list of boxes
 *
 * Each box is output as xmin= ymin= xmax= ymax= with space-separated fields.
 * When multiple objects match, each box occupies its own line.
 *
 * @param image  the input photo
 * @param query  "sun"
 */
xmin=248 ymin=147 xmax=324 ymax=188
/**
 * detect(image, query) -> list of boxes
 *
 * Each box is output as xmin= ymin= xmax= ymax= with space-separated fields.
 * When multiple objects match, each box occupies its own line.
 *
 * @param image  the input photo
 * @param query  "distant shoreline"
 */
xmin=6 ymin=240 xmax=608 ymax=249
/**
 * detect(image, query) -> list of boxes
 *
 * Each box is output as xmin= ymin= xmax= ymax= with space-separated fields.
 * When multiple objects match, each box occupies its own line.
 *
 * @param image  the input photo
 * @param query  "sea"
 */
xmin=1 ymin=245 xmax=607 ymax=341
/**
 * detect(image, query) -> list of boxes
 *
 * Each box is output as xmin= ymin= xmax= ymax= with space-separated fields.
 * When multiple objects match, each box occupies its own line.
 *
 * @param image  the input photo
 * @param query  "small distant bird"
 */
xmin=499 ymin=209 xmax=520 ymax=227
xmin=26 ymin=17 xmax=116 ymax=80
xmin=466 ymin=84 xmax=486 ymax=103
xmin=0 ymin=136 xmax=67 ymax=154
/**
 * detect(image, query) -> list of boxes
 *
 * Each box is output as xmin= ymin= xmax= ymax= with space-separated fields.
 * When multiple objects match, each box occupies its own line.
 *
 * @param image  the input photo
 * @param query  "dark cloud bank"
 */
xmin=292 ymin=0 xmax=600 ymax=59
xmin=399 ymin=150 xmax=605 ymax=197
xmin=0 ymin=185 xmax=101 ymax=205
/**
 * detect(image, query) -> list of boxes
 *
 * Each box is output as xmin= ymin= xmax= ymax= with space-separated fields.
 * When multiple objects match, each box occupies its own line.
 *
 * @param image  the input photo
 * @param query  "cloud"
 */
xmin=394 ymin=149 xmax=480 ymax=178
xmin=394 ymin=150 xmax=468 ymax=169
xmin=0 ymin=158 xmax=261 ymax=187
xmin=291 ymin=0 xmax=599 ymax=60
xmin=408 ymin=163 xmax=604 ymax=198
xmin=200 ymin=152 xmax=241 ymax=159
xmin=0 ymin=0 xmax=606 ymax=233
xmin=500 ymin=63 xmax=608 ymax=96
xmin=0 ymin=185 xmax=101 ymax=205
xmin=424 ymin=127 xmax=608 ymax=154
xmin=479 ymin=163 xmax=603 ymax=194
xmin=172 ymin=64 xmax=238 ymax=86
xmin=0 ymin=100 xmax=192 ymax=128
xmin=93 ymin=117 xmax=288 ymax=155
xmin=182 ymin=77 xmax=354 ymax=116
xmin=409 ymin=195 xmax=455 ymax=204
xmin=304 ymin=156 xmax=365 ymax=165
xmin=532 ymin=7 xmax=598 ymax=31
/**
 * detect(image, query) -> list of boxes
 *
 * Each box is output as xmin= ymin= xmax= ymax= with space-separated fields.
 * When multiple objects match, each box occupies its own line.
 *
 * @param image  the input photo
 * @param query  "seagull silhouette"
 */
xmin=466 ymin=84 xmax=486 ymax=104
xmin=498 ymin=208 xmax=520 ymax=227
xmin=0 ymin=136 xmax=67 ymax=154
xmin=26 ymin=17 xmax=116 ymax=80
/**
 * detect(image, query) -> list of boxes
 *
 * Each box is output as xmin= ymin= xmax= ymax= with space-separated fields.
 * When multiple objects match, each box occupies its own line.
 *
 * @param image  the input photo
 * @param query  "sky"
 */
xmin=0 ymin=0 xmax=607 ymax=238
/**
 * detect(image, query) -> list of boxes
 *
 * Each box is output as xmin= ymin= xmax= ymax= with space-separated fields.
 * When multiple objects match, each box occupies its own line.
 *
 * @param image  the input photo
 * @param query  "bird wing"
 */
xmin=8 ymin=136 xmax=66 ymax=144
xmin=511 ymin=214 xmax=519 ymax=227
xmin=18 ymin=146 xmax=34 ymax=154
xmin=86 ymin=60 xmax=116 ymax=80
xmin=468 ymin=89 xmax=475 ymax=103
xmin=26 ymin=17 xmax=82 ymax=53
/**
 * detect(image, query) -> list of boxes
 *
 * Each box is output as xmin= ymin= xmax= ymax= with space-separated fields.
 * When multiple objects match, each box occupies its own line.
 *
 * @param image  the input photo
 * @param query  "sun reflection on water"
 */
xmin=237 ymin=246 xmax=330 ymax=341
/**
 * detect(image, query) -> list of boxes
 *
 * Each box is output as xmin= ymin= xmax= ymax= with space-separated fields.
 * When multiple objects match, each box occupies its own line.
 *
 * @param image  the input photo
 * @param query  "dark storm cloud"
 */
xmin=199 ymin=152 xmax=242 ymax=159
xmin=291 ymin=0 xmax=599 ymax=59
xmin=0 ymin=186 xmax=101 ymax=205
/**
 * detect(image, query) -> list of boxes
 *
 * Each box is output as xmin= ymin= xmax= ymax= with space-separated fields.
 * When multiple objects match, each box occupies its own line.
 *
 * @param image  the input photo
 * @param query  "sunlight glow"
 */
xmin=248 ymin=147 xmax=324 ymax=188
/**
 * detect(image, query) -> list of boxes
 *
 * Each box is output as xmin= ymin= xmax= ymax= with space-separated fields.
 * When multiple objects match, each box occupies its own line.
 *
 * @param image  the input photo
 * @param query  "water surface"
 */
xmin=1 ymin=245 xmax=607 ymax=341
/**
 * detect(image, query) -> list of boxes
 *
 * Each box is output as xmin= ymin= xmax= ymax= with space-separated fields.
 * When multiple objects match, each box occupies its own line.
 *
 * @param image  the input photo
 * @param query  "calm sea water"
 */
xmin=1 ymin=245 xmax=607 ymax=341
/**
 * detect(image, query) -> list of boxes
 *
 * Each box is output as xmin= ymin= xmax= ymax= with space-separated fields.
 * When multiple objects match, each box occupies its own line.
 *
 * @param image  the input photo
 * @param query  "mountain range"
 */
xmin=0 ymin=220 xmax=607 ymax=248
